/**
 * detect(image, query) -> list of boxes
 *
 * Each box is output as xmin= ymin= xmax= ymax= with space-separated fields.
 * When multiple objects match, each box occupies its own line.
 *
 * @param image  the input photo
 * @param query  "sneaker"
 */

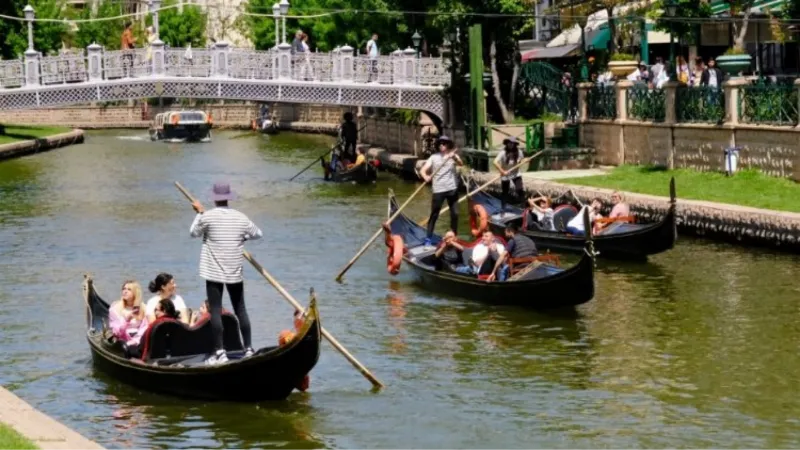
xmin=244 ymin=347 xmax=255 ymax=358
xmin=423 ymin=238 xmax=432 ymax=247
xmin=205 ymin=350 xmax=228 ymax=366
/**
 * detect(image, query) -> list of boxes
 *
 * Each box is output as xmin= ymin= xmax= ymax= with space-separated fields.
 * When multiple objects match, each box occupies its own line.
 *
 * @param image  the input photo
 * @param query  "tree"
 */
xmin=152 ymin=0 xmax=207 ymax=47
xmin=1 ymin=0 xmax=69 ymax=57
xmin=0 ymin=0 xmax=25 ymax=59
xmin=729 ymin=0 xmax=757 ymax=50
xmin=650 ymin=0 xmax=712 ymax=46
xmin=70 ymin=0 xmax=125 ymax=50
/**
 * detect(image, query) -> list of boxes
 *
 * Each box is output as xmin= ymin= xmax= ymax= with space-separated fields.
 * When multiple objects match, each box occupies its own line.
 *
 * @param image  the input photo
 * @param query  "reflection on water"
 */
xmin=1 ymin=130 xmax=800 ymax=448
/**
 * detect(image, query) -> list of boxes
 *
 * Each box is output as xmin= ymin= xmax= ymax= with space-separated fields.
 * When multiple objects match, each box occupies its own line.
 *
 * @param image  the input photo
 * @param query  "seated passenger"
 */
xmin=347 ymin=147 xmax=367 ymax=169
xmin=145 ymin=272 xmax=189 ymax=324
xmin=278 ymin=310 xmax=311 ymax=392
xmin=433 ymin=230 xmax=471 ymax=274
xmin=565 ymin=198 xmax=602 ymax=236
xmin=504 ymin=223 xmax=538 ymax=259
xmin=609 ymin=191 xmax=630 ymax=218
xmin=189 ymin=300 xmax=210 ymax=327
xmin=128 ymin=298 xmax=181 ymax=359
xmin=471 ymin=230 xmax=509 ymax=282
xmin=526 ymin=195 xmax=556 ymax=231
xmin=109 ymin=280 xmax=149 ymax=347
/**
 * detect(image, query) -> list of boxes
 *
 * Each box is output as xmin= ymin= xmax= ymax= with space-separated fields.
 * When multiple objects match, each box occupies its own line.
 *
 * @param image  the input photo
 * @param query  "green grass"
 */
xmin=559 ymin=165 xmax=800 ymax=213
xmin=0 ymin=423 xmax=38 ymax=449
xmin=0 ymin=125 xmax=71 ymax=145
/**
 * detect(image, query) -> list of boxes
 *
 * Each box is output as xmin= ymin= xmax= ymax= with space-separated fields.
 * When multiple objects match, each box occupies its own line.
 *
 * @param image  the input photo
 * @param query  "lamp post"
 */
xmin=272 ymin=3 xmax=280 ymax=47
xmin=666 ymin=0 xmax=678 ymax=80
xmin=411 ymin=30 xmax=422 ymax=58
xmin=23 ymin=4 xmax=34 ymax=51
xmin=151 ymin=0 xmax=161 ymax=39
xmin=279 ymin=0 xmax=290 ymax=44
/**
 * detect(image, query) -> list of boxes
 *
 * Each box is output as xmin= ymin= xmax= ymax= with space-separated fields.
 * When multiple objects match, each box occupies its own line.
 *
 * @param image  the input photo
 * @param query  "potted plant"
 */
xmin=716 ymin=0 xmax=754 ymax=77
xmin=716 ymin=46 xmax=752 ymax=77
xmin=607 ymin=52 xmax=639 ymax=77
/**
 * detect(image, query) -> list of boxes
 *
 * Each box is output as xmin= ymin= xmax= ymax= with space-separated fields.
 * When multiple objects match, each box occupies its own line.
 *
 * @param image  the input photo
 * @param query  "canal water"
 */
xmin=1 ymin=130 xmax=800 ymax=449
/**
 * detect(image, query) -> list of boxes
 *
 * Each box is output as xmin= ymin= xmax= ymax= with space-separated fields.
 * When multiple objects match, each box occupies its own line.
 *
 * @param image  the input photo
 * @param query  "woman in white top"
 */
xmin=300 ymin=33 xmax=313 ymax=80
xmin=145 ymin=272 xmax=189 ymax=324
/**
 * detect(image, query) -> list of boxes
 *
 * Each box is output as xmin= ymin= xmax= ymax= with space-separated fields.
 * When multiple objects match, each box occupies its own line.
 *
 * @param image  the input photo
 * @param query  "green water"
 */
xmin=0 ymin=130 xmax=799 ymax=448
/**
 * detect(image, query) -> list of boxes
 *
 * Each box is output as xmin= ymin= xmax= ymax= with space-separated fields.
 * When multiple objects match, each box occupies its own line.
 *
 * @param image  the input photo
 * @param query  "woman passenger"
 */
xmin=145 ymin=273 xmax=189 ymax=324
xmin=190 ymin=300 xmax=210 ymax=327
xmin=129 ymin=298 xmax=181 ymax=359
xmin=109 ymin=280 xmax=149 ymax=347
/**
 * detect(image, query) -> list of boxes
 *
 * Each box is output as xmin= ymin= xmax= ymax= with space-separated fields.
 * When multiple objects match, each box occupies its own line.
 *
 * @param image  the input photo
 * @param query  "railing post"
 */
xmin=615 ymin=80 xmax=632 ymax=121
xmin=331 ymin=46 xmax=341 ymax=81
xmin=723 ymin=78 xmax=747 ymax=126
xmin=24 ymin=49 xmax=40 ymax=87
xmin=403 ymin=47 xmax=416 ymax=85
xmin=151 ymin=39 xmax=165 ymax=76
xmin=392 ymin=49 xmax=404 ymax=85
xmin=340 ymin=45 xmax=353 ymax=82
xmin=213 ymin=41 xmax=230 ymax=77
xmin=87 ymin=42 xmax=103 ymax=81
xmin=577 ymin=82 xmax=592 ymax=121
xmin=277 ymin=42 xmax=292 ymax=79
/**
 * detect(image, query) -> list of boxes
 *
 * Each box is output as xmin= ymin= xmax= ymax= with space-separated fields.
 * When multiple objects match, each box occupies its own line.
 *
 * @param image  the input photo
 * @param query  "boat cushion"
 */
xmin=143 ymin=312 xmax=245 ymax=361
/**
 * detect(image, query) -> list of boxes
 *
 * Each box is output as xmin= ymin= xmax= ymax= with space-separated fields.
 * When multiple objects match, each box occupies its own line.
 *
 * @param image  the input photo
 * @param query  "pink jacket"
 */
xmin=109 ymin=308 xmax=150 ymax=346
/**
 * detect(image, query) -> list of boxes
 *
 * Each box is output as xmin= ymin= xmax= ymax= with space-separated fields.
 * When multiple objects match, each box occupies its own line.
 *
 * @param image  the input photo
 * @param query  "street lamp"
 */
xmin=411 ymin=30 xmax=422 ymax=57
xmin=279 ymin=0 xmax=290 ymax=44
xmin=666 ymin=0 xmax=677 ymax=80
xmin=272 ymin=3 xmax=280 ymax=47
xmin=23 ymin=4 xmax=34 ymax=51
xmin=151 ymin=0 xmax=161 ymax=39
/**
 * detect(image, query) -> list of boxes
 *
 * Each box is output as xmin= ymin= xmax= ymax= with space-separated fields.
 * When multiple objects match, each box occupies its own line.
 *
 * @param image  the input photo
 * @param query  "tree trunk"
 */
xmin=489 ymin=33 xmax=514 ymax=123
xmin=607 ymin=8 xmax=617 ymax=54
xmin=733 ymin=8 xmax=753 ymax=50
xmin=508 ymin=54 xmax=521 ymax=115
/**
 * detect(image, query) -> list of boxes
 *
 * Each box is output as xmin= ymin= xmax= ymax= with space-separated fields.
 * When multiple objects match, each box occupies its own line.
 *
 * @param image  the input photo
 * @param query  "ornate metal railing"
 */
xmin=0 ymin=41 xmax=450 ymax=91
xmin=738 ymin=82 xmax=799 ymax=126
xmin=676 ymin=86 xmax=724 ymax=123
xmin=586 ymin=84 xmax=616 ymax=119
xmin=627 ymin=85 xmax=665 ymax=122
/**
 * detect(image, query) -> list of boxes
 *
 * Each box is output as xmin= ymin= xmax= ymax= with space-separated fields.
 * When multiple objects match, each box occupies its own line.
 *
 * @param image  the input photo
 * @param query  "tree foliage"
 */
xmin=155 ymin=1 xmax=207 ymax=47
xmin=650 ymin=0 xmax=712 ymax=45
xmin=70 ymin=0 xmax=125 ymax=50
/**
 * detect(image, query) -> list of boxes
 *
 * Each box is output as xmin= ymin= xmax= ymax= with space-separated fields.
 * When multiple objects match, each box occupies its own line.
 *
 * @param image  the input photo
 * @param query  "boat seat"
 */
xmin=553 ymin=205 xmax=578 ymax=231
xmin=142 ymin=312 xmax=245 ymax=361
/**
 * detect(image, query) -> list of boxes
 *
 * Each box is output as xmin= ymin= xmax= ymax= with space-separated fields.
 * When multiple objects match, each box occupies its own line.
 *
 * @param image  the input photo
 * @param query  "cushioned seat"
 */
xmin=142 ymin=313 xmax=245 ymax=361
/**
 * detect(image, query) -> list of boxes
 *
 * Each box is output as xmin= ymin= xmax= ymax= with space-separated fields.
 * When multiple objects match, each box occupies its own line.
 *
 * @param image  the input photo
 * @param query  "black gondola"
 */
xmin=254 ymin=117 xmax=279 ymax=135
xmin=467 ymin=177 xmax=677 ymax=260
xmin=321 ymin=154 xmax=378 ymax=183
xmin=83 ymin=275 xmax=321 ymax=402
xmin=386 ymin=192 xmax=595 ymax=309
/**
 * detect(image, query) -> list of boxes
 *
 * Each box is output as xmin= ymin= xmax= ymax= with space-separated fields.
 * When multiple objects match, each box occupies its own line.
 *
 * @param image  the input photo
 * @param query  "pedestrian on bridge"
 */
xmin=366 ymin=33 xmax=379 ymax=82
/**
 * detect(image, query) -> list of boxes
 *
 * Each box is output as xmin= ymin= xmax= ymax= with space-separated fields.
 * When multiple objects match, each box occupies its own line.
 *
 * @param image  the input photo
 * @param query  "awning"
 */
xmin=587 ymin=27 xmax=611 ymax=50
xmin=710 ymin=0 xmax=787 ymax=15
xmin=521 ymin=44 xmax=581 ymax=61
xmin=646 ymin=22 xmax=672 ymax=44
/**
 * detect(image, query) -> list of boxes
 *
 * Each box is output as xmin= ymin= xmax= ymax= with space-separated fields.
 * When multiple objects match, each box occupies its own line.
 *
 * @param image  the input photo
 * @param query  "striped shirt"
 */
xmin=189 ymin=207 xmax=263 ymax=284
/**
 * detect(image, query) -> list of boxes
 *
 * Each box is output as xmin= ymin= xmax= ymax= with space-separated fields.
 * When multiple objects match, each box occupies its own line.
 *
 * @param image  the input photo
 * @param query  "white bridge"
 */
xmin=0 ymin=41 xmax=450 ymax=119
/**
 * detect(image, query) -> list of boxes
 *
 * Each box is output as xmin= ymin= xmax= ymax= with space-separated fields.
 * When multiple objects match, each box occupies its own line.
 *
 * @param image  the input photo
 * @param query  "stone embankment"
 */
xmin=0 ymin=129 xmax=85 ymax=161
xmin=470 ymin=171 xmax=800 ymax=252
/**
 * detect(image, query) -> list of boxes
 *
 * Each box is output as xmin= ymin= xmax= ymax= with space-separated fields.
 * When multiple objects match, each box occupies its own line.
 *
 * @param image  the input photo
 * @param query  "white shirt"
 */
xmin=367 ymin=39 xmax=378 ymax=59
xmin=567 ymin=205 xmax=594 ymax=232
xmin=494 ymin=149 xmax=522 ymax=181
xmin=471 ymin=242 xmax=506 ymax=268
xmin=708 ymin=69 xmax=718 ymax=88
xmin=626 ymin=69 xmax=641 ymax=82
xmin=145 ymin=294 xmax=187 ymax=319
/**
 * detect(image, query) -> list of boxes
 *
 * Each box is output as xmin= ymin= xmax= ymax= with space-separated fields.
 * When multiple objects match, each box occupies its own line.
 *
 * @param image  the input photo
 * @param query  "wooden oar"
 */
xmin=289 ymin=124 xmax=367 ymax=181
xmin=174 ymin=181 xmax=385 ymax=390
xmin=334 ymin=151 xmax=458 ymax=282
xmin=420 ymin=151 xmax=543 ymax=226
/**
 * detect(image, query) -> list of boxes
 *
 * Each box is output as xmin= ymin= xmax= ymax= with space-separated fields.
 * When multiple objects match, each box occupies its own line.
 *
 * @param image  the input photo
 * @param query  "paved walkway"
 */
xmin=519 ymin=168 xmax=611 ymax=180
xmin=0 ymin=387 xmax=104 ymax=449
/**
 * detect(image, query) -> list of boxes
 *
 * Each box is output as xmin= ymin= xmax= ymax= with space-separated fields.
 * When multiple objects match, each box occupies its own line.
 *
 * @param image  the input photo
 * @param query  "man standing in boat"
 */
xmin=190 ymin=183 xmax=263 ymax=365
xmin=493 ymin=137 xmax=525 ymax=215
xmin=419 ymin=135 xmax=463 ymax=246
xmin=340 ymin=112 xmax=358 ymax=161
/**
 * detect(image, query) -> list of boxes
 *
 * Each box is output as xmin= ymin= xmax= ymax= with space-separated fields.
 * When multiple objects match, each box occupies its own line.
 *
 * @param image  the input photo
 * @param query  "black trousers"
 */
xmin=206 ymin=281 xmax=252 ymax=351
xmin=427 ymin=189 xmax=459 ymax=238
xmin=501 ymin=177 xmax=524 ymax=210
xmin=343 ymin=141 xmax=357 ymax=160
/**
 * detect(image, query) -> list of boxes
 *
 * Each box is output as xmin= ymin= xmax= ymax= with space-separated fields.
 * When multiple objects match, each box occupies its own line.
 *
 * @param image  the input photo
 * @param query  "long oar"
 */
xmin=289 ymin=124 xmax=367 ymax=181
xmin=420 ymin=151 xmax=543 ymax=226
xmin=334 ymin=152 xmax=458 ymax=282
xmin=174 ymin=181 xmax=385 ymax=390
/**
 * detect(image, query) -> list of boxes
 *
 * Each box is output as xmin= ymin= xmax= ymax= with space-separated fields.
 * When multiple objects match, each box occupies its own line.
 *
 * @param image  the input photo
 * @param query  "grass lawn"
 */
xmin=0 ymin=423 xmax=37 ymax=449
xmin=559 ymin=165 xmax=800 ymax=213
xmin=0 ymin=125 xmax=71 ymax=145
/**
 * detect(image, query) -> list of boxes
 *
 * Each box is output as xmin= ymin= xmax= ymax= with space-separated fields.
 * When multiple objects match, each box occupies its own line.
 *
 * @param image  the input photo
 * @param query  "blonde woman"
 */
xmin=145 ymin=26 xmax=155 ymax=62
xmin=109 ymin=280 xmax=149 ymax=346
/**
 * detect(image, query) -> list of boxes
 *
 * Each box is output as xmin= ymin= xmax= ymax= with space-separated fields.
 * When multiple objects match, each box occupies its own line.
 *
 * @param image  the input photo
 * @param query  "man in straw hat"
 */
xmin=190 ymin=183 xmax=263 ymax=365
xmin=419 ymin=135 xmax=463 ymax=246
xmin=493 ymin=136 xmax=525 ymax=214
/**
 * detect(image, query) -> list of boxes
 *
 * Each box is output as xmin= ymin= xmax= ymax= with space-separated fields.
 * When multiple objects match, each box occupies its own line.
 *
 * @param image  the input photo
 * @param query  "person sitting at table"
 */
xmin=471 ymin=230 xmax=509 ymax=282
xmin=433 ymin=230 xmax=470 ymax=274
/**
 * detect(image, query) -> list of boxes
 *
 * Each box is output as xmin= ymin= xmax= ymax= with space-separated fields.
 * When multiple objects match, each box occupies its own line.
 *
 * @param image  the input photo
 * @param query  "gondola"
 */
xmin=386 ymin=192 xmax=595 ymax=309
xmin=253 ymin=116 xmax=279 ymax=135
xmin=321 ymin=153 xmax=378 ymax=184
xmin=83 ymin=275 xmax=321 ymax=401
xmin=466 ymin=177 xmax=677 ymax=260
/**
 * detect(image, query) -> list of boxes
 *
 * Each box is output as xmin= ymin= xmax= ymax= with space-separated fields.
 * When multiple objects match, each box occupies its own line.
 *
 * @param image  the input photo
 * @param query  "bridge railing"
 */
xmin=0 ymin=40 xmax=450 ymax=91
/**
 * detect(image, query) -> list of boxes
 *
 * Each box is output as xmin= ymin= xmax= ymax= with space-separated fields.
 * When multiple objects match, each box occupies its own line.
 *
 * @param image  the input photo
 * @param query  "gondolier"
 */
xmin=493 ymin=136 xmax=525 ymax=213
xmin=190 ymin=182 xmax=263 ymax=365
xmin=419 ymin=135 xmax=463 ymax=246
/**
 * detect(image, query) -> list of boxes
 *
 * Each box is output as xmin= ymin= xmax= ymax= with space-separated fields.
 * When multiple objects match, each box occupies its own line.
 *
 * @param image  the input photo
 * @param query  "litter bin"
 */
xmin=724 ymin=147 xmax=740 ymax=176
xmin=528 ymin=122 xmax=544 ymax=151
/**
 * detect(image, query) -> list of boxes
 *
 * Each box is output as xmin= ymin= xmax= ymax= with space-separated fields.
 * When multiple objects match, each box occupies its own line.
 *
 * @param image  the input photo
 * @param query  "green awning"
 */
xmin=587 ymin=27 xmax=611 ymax=51
xmin=710 ymin=0 xmax=787 ymax=15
